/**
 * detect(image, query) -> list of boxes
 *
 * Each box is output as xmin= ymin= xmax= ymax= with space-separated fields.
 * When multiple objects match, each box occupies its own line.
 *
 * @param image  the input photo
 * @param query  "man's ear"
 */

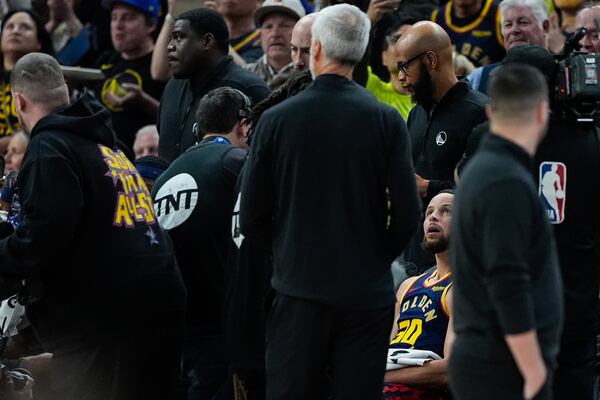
xmin=239 ymin=118 xmax=251 ymax=139
xmin=203 ymin=32 xmax=216 ymax=51
xmin=13 ymin=92 xmax=25 ymax=114
xmin=485 ymin=103 xmax=493 ymax=120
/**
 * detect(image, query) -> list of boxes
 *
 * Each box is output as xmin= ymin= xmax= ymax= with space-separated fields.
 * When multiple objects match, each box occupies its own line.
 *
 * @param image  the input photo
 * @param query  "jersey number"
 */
xmin=391 ymin=318 xmax=423 ymax=346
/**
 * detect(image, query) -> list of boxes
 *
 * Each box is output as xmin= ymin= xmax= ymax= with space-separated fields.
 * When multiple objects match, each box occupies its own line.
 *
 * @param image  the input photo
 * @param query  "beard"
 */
xmin=412 ymin=63 xmax=436 ymax=111
xmin=421 ymin=235 xmax=449 ymax=255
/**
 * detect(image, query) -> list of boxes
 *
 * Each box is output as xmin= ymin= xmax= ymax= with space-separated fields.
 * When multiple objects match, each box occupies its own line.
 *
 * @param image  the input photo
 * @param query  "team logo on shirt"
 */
xmin=100 ymin=68 xmax=143 ymax=112
xmin=435 ymin=131 xmax=447 ymax=146
xmin=539 ymin=161 xmax=567 ymax=224
xmin=153 ymin=173 xmax=199 ymax=230
xmin=99 ymin=145 xmax=156 ymax=228
xmin=231 ymin=193 xmax=244 ymax=248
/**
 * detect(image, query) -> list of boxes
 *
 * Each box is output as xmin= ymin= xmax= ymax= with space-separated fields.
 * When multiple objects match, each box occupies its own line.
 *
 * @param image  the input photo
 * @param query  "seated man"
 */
xmin=384 ymin=190 xmax=454 ymax=400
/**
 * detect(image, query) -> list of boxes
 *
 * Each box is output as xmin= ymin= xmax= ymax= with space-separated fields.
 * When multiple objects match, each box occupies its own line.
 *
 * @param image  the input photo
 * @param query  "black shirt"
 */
xmin=240 ymin=74 xmax=421 ymax=309
xmin=451 ymin=134 xmax=563 ymax=363
xmin=151 ymin=137 xmax=247 ymax=332
xmin=461 ymin=119 xmax=600 ymax=340
xmin=93 ymin=51 xmax=166 ymax=151
xmin=157 ymin=57 xmax=270 ymax=163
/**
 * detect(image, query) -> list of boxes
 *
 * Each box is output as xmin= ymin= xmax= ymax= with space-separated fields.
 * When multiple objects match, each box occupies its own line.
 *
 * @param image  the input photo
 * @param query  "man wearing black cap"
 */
xmin=458 ymin=44 xmax=600 ymax=400
xmin=157 ymin=8 xmax=269 ymax=163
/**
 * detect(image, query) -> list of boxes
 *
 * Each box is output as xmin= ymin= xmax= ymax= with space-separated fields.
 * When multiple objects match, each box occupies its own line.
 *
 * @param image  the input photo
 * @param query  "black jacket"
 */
xmin=451 ymin=134 xmax=563 ymax=364
xmin=157 ymin=56 xmax=270 ymax=162
xmin=152 ymin=138 xmax=246 ymax=333
xmin=240 ymin=74 xmax=421 ymax=309
xmin=407 ymin=81 xmax=489 ymax=200
xmin=0 ymin=93 xmax=185 ymax=353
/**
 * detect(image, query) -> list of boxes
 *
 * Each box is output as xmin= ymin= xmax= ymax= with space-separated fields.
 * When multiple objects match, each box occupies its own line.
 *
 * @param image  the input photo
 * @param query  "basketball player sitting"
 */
xmin=383 ymin=190 xmax=454 ymax=400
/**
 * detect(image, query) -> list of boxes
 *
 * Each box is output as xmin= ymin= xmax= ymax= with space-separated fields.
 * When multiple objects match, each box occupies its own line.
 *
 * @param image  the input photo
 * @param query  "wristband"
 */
xmin=165 ymin=13 xmax=174 ymax=23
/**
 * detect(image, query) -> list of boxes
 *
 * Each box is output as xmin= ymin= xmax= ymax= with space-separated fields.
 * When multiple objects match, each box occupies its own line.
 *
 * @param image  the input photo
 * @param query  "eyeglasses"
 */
xmin=397 ymin=51 xmax=428 ymax=77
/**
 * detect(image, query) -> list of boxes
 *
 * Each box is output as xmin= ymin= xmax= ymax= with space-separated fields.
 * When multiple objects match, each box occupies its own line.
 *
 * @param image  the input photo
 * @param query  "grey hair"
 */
xmin=500 ymin=0 xmax=548 ymax=27
xmin=311 ymin=4 xmax=370 ymax=66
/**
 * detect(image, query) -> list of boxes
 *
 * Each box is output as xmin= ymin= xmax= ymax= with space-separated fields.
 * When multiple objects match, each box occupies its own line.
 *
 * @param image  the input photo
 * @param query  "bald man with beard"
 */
xmin=394 ymin=21 xmax=489 ymax=272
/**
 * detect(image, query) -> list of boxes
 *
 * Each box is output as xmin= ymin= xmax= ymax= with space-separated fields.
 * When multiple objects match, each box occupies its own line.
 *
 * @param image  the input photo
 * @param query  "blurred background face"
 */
xmin=501 ymin=6 xmax=547 ymax=50
xmin=1 ymin=12 xmax=41 ymax=58
xmin=576 ymin=7 xmax=600 ymax=53
xmin=5 ymin=132 xmax=28 ymax=173
xmin=133 ymin=126 xmax=159 ymax=159
xmin=261 ymin=13 xmax=296 ymax=64
xmin=217 ymin=0 xmax=261 ymax=19
xmin=111 ymin=4 xmax=153 ymax=55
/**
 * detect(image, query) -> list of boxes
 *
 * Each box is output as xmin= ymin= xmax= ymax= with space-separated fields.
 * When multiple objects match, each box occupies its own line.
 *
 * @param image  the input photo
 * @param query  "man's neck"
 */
xmin=227 ymin=16 xmax=257 ymax=39
xmin=490 ymin=125 xmax=538 ymax=157
xmin=454 ymin=0 xmax=483 ymax=19
xmin=3 ymin=52 xmax=19 ymax=71
xmin=433 ymin=73 xmax=459 ymax=103
xmin=121 ymin=40 xmax=154 ymax=61
xmin=189 ymin=54 xmax=227 ymax=91
xmin=315 ymin=62 xmax=353 ymax=80
xmin=268 ymin=55 xmax=292 ymax=73
xmin=434 ymin=251 xmax=450 ymax=277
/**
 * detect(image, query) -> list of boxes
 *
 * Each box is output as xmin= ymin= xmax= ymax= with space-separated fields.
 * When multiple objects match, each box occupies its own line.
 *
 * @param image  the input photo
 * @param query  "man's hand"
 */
xmin=523 ymin=365 xmax=547 ymax=400
xmin=547 ymin=12 xmax=565 ymax=54
xmin=415 ymin=174 xmax=429 ymax=198
xmin=0 ymin=371 xmax=34 ymax=400
xmin=366 ymin=0 xmax=401 ymax=25
xmin=106 ymin=83 xmax=160 ymax=117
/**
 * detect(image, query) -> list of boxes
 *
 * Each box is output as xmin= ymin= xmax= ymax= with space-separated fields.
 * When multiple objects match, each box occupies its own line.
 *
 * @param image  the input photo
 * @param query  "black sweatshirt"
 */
xmin=451 ymin=134 xmax=563 ymax=363
xmin=0 ymin=93 xmax=186 ymax=353
xmin=151 ymin=138 xmax=247 ymax=333
xmin=240 ymin=74 xmax=421 ymax=309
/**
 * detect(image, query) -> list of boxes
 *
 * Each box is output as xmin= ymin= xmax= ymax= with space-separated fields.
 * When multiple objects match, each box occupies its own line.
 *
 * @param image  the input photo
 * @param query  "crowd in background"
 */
xmin=0 ymin=0 xmax=597 ymax=399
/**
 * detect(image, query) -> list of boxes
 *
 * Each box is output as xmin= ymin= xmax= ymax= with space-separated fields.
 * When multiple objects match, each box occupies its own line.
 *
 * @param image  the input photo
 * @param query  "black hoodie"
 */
xmin=0 ymin=93 xmax=185 ymax=353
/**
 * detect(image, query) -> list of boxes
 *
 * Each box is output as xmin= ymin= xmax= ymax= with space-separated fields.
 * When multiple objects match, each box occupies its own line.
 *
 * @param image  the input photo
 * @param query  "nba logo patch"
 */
xmin=538 ymin=162 xmax=567 ymax=224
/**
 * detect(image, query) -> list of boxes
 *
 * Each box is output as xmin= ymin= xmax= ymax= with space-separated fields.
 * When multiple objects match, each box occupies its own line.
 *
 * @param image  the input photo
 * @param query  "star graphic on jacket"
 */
xmin=146 ymin=227 xmax=159 ymax=245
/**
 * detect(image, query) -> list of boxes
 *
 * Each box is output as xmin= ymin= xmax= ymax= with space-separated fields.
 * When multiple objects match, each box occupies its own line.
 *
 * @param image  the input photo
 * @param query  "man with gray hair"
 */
xmin=240 ymin=4 xmax=420 ymax=400
xmin=468 ymin=0 xmax=550 ymax=93
xmin=4 ymin=52 xmax=186 ymax=400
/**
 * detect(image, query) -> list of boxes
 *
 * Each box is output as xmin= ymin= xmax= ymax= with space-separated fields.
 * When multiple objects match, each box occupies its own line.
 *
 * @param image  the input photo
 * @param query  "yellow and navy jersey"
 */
xmin=390 ymin=270 xmax=452 ymax=357
xmin=432 ymin=0 xmax=505 ymax=66
xmin=0 ymin=74 xmax=20 ymax=138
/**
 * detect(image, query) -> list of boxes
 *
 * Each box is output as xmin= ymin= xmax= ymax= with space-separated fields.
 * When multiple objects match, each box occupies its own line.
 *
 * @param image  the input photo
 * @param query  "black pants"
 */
xmin=449 ymin=335 xmax=553 ymax=400
xmin=265 ymin=293 xmax=393 ymax=400
xmin=553 ymin=336 xmax=596 ymax=400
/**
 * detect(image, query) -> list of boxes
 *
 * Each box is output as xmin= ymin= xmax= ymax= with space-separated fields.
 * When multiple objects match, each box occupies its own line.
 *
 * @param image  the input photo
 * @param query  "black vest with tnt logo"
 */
xmin=151 ymin=139 xmax=247 ymax=332
xmin=432 ymin=0 xmax=505 ymax=66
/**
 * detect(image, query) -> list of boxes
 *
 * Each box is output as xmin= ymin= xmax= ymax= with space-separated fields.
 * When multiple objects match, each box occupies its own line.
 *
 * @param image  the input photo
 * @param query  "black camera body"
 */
xmin=553 ymin=28 xmax=600 ymax=123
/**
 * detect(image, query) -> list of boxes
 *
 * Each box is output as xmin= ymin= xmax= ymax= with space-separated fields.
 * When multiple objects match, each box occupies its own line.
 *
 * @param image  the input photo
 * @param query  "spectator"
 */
xmin=394 ymin=21 xmax=488 ymax=272
xmin=290 ymin=13 xmax=316 ymax=71
xmin=240 ymin=5 xmax=420 ymax=399
xmin=152 ymin=86 xmax=250 ymax=400
xmin=383 ymin=190 xmax=455 ymax=400
xmin=432 ymin=0 xmax=505 ymax=67
xmin=468 ymin=0 xmax=549 ymax=94
xmin=217 ymin=0 xmax=263 ymax=63
xmin=3 ymin=130 xmax=28 ymax=173
xmin=576 ymin=2 xmax=600 ymax=53
xmin=91 ymin=0 xmax=166 ymax=153
xmin=0 ymin=9 xmax=52 ymax=153
xmin=45 ymin=1 xmax=82 ymax=48
xmin=449 ymin=63 xmax=561 ymax=400
xmin=357 ymin=17 xmax=415 ymax=120
xmin=135 ymin=154 xmax=168 ymax=191
xmin=157 ymin=8 xmax=269 ymax=163
xmin=246 ymin=0 xmax=305 ymax=90
xmin=4 ymin=52 xmax=186 ymax=400
xmin=133 ymin=124 xmax=159 ymax=159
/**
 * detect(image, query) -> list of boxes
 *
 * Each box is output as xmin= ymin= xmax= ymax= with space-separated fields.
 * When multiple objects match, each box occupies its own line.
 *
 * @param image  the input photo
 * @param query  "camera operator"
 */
xmin=576 ymin=2 xmax=600 ymax=53
xmin=457 ymin=44 xmax=600 ymax=400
